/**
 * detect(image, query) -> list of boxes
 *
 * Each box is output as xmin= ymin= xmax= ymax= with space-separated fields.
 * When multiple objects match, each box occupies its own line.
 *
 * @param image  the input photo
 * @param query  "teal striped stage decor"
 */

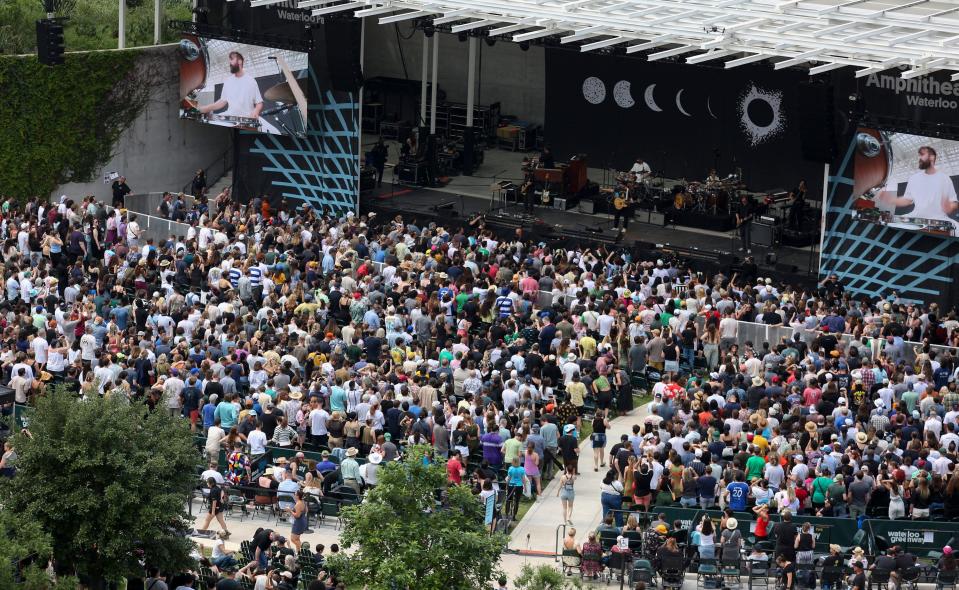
xmin=820 ymin=132 xmax=959 ymax=306
xmin=237 ymin=68 xmax=359 ymax=216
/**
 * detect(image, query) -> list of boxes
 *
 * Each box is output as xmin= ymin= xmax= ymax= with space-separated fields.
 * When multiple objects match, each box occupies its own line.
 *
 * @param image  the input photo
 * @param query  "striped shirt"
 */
xmin=227 ymin=268 xmax=242 ymax=288
xmin=495 ymin=295 xmax=513 ymax=317
xmin=248 ymin=266 xmax=263 ymax=287
xmin=270 ymin=425 xmax=297 ymax=447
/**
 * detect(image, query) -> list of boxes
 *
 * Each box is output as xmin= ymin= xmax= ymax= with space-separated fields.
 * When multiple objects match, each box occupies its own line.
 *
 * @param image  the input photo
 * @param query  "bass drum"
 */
xmin=852 ymin=128 xmax=892 ymax=202
xmin=178 ymin=35 xmax=208 ymax=104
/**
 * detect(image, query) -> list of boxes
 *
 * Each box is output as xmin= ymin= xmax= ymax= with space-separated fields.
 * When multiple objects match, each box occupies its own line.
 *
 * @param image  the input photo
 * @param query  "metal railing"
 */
xmin=372 ymin=258 xmax=956 ymax=368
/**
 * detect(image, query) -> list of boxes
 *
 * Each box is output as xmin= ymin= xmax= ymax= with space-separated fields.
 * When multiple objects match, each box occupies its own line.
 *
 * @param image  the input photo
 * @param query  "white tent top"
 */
xmin=251 ymin=0 xmax=959 ymax=80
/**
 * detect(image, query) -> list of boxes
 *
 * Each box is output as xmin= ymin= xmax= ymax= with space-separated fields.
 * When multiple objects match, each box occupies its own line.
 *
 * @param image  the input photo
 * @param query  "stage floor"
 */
xmin=365 ymin=183 xmax=817 ymax=274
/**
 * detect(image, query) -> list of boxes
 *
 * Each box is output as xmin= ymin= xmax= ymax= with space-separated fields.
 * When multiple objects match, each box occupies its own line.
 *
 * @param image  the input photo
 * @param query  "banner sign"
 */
xmin=544 ymin=48 xmax=824 ymax=193
xmin=655 ymin=506 xmax=953 ymax=558
xmin=835 ymin=68 xmax=959 ymax=127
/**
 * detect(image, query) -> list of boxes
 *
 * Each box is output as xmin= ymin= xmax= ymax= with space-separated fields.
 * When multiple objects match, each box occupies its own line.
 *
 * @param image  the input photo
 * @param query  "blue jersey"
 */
xmin=726 ymin=482 xmax=750 ymax=511
xmin=495 ymin=295 xmax=514 ymax=317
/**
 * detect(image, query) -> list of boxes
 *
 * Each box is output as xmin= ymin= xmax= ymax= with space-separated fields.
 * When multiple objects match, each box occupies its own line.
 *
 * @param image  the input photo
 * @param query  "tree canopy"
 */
xmin=1 ymin=387 xmax=200 ymax=585
xmin=0 ymin=0 xmax=192 ymax=55
xmin=331 ymin=446 xmax=505 ymax=590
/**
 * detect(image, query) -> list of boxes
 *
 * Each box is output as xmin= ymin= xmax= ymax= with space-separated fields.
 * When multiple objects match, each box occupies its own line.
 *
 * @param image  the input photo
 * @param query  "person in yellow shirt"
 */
xmin=566 ymin=373 xmax=588 ymax=410
xmin=579 ymin=334 xmax=597 ymax=359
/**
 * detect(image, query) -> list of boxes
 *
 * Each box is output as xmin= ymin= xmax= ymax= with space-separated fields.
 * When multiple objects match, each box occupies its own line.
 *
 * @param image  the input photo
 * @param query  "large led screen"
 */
xmin=852 ymin=127 xmax=959 ymax=237
xmin=178 ymin=35 xmax=309 ymax=137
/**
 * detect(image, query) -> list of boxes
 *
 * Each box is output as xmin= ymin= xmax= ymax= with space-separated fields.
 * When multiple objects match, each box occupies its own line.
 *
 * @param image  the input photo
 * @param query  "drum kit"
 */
xmin=672 ymin=175 xmax=742 ymax=214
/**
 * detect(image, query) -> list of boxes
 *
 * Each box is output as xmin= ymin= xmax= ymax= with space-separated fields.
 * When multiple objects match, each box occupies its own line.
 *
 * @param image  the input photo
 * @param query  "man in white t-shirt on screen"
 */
xmin=879 ymin=145 xmax=958 ymax=228
xmin=199 ymin=51 xmax=264 ymax=121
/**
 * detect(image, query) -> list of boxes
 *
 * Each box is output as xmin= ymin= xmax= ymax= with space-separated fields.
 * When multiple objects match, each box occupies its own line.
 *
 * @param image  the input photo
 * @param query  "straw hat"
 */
xmin=726 ymin=518 xmax=738 ymax=530
xmin=369 ymin=452 xmax=383 ymax=465
xmin=804 ymin=421 xmax=817 ymax=433
xmin=855 ymin=432 xmax=868 ymax=445
xmin=288 ymin=391 xmax=303 ymax=400
xmin=346 ymin=447 xmax=359 ymax=457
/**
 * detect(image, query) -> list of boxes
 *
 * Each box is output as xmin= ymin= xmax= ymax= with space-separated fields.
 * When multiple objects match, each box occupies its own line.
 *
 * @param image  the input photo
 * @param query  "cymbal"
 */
xmin=264 ymin=81 xmax=297 ymax=104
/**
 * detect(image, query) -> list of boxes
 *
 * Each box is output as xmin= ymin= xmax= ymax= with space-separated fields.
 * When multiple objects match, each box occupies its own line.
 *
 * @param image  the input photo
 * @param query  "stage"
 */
xmin=363 ymin=182 xmax=817 ymax=277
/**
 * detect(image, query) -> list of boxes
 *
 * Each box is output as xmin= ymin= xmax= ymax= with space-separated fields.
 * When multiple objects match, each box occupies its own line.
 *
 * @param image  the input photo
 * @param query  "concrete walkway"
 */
xmin=509 ymin=403 xmax=651 ymax=555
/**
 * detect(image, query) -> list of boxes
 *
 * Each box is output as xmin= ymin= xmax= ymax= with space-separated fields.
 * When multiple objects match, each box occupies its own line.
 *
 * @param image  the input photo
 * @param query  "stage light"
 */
xmin=458 ymin=31 xmax=468 ymax=42
xmin=519 ymin=40 xmax=530 ymax=51
xmin=423 ymin=23 xmax=435 ymax=37
xmin=485 ymin=36 xmax=496 ymax=47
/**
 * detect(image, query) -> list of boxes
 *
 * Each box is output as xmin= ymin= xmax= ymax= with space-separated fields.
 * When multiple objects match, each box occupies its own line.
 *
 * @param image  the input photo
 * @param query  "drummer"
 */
xmin=706 ymin=169 xmax=721 ymax=187
xmin=630 ymin=157 xmax=651 ymax=180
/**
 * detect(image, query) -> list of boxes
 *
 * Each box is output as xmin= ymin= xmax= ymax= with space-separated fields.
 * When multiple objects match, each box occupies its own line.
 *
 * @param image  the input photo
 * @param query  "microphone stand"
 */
xmin=489 ymin=168 xmax=509 ymax=213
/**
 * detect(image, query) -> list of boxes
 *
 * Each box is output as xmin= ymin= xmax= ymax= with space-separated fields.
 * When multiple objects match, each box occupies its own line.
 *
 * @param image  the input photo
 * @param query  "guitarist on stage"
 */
xmin=613 ymin=186 xmax=633 ymax=233
xmin=521 ymin=175 xmax=536 ymax=214
xmin=735 ymin=194 xmax=754 ymax=253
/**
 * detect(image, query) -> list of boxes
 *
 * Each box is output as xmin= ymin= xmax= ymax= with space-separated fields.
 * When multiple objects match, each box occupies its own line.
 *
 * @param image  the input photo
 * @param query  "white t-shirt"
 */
xmin=901 ymin=169 xmax=958 ymax=224
xmin=221 ymin=73 xmax=263 ymax=118
xmin=79 ymin=334 xmax=97 ymax=361
xmin=248 ymin=430 xmax=267 ymax=455
xmin=630 ymin=161 xmax=651 ymax=176
xmin=30 ymin=337 xmax=49 ymax=363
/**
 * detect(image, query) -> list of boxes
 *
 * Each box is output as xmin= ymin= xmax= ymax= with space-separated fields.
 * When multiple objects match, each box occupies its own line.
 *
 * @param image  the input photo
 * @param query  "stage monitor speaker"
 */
xmin=798 ymin=81 xmax=837 ymax=163
xmin=776 ymin=263 xmax=800 ymax=274
xmin=319 ymin=20 xmax=363 ymax=92
xmin=753 ymin=222 xmax=778 ymax=247
xmin=718 ymin=253 xmax=738 ymax=269
xmin=648 ymin=211 xmax=665 ymax=226
xmin=579 ymin=199 xmax=595 ymax=214
xmin=634 ymin=209 xmax=650 ymax=224
xmin=781 ymin=228 xmax=815 ymax=248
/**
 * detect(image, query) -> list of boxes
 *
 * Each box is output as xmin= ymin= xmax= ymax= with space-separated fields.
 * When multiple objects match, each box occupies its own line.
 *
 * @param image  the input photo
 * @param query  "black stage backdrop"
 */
xmin=544 ymin=48 xmax=825 ymax=193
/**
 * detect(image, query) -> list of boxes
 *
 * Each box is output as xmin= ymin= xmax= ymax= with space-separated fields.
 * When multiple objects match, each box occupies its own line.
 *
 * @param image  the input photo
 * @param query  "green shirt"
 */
xmin=812 ymin=476 xmax=834 ymax=504
xmin=745 ymin=455 xmax=766 ymax=482
xmin=502 ymin=438 xmax=523 ymax=465
xmin=341 ymin=457 xmax=362 ymax=481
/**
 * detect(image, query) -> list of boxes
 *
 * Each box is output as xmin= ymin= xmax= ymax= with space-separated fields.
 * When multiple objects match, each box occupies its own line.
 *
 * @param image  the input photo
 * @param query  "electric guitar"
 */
xmin=613 ymin=187 xmax=632 ymax=210
xmin=541 ymin=181 xmax=552 ymax=204
xmin=736 ymin=213 xmax=754 ymax=228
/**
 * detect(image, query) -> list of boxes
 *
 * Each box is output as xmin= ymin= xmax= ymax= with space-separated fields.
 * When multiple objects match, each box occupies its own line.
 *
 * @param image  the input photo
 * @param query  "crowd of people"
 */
xmin=2 ymin=184 xmax=959 ymax=588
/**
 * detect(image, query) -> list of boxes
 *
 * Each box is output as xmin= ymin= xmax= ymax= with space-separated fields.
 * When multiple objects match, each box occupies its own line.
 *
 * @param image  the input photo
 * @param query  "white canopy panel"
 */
xmin=287 ymin=0 xmax=959 ymax=78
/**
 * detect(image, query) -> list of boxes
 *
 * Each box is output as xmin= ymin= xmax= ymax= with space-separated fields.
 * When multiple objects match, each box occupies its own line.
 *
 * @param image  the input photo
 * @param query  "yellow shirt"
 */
xmin=567 ymin=382 xmax=587 ymax=407
xmin=579 ymin=336 xmax=597 ymax=359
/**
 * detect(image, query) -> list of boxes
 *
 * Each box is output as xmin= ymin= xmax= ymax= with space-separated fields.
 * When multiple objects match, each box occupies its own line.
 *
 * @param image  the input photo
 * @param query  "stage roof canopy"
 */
xmin=282 ymin=0 xmax=959 ymax=79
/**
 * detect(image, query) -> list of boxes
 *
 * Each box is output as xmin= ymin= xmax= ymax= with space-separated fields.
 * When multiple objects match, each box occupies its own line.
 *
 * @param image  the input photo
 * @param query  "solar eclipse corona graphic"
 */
xmin=739 ymin=84 xmax=786 ymax=146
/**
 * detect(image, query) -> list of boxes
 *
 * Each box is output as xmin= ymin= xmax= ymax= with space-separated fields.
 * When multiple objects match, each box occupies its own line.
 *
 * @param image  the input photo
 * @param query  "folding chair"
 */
xmin=632 ymin=558 xmax=656 ymax=586
xmin=936 ymin=570 xmax=958 ymax=590
xmin=870 ymin=569 xmax=893 ymax=590
xmin=747 ymin=559 xmax=770 ymax=590
xmin=722 ymin=555 xmax=743 ymax=590
xmin=560 ymin=549 xmax=581 ymax=577
xmin=698 ymin=558 xmax=722 ymax=590
xmin=661 ymin=554 xmax=686 ymax=590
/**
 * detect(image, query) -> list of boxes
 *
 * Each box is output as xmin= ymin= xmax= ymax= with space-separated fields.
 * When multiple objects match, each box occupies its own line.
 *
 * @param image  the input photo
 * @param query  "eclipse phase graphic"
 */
xmin=644 ymin=84 xmax=663 ymax=112
xmin=675 ymin=89 xmax=692 ymax=117
xmin=739 ymin=84 xmax=786 ymax=146
xmin=706 ymin=96 xmax=718 ymax=119
xmin=582 ymin=77 xmax=607 ymax=104
xmin=613 ymin=80 xmax=635 ymax=108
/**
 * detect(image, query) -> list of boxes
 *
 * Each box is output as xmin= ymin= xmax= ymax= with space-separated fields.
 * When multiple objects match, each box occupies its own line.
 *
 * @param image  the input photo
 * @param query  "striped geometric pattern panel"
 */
xmin=244 ymin=69 xmax=358 ymax=215
xmin=821 ymin=134 xmax=959 ymax=305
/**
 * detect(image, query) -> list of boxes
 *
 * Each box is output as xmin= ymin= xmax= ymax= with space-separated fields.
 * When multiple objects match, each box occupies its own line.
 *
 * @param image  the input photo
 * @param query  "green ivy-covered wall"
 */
xmin=0 ymin=49 xmax=157 ymax=202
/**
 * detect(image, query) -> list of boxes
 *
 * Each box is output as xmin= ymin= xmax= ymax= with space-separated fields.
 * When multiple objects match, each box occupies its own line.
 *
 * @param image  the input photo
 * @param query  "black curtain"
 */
xmin=544 ymin=48 xmax=825 ymax=194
